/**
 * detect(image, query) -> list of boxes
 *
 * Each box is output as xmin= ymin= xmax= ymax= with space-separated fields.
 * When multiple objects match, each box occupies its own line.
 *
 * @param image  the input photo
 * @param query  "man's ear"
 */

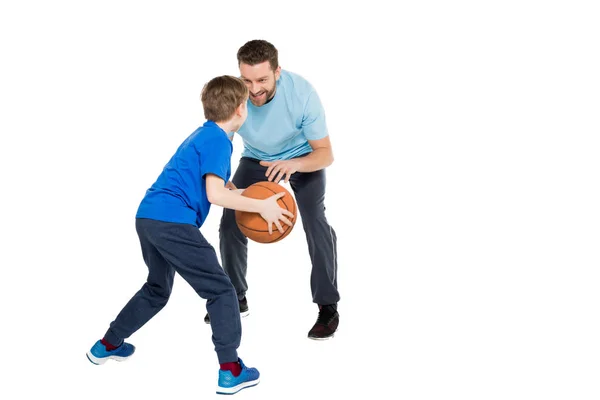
xmin=275 ymin=66 xmax=282 ymax=80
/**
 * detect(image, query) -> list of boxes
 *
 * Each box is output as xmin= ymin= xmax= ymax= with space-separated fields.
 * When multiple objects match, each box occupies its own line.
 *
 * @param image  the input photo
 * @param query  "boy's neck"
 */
xmin=215 ymin=120 xmax=236 ymax=135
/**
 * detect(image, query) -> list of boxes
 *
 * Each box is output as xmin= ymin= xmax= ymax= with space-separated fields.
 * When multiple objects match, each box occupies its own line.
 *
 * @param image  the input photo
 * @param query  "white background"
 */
xmin=1 ymin=1 xmax=599 ymax=399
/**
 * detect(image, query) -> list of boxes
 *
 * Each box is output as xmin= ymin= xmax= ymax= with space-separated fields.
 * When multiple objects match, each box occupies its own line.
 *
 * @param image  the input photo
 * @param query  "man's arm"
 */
xmin=260 ymin=85 xmax=334 ymax=182
xmin=298 ymin=88 xmax=333 ymax=171
xmin=298 ymin=136 xmax=334 ymax=172
xmin=260 ymin=136 xmax=334 ymax=182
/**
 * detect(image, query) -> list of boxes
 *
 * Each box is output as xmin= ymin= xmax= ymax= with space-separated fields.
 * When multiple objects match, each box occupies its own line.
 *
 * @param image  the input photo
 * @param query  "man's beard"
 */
xmin=249 ymin=85 xmax=276 ymax=106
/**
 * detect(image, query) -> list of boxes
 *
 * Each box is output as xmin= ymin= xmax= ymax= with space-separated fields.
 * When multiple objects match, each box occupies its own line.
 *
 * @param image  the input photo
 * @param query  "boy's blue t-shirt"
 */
xmin=136 ymin=121 xmax=232 ymax=228
xmin=237 ymin=70 xmax=328 ymax=161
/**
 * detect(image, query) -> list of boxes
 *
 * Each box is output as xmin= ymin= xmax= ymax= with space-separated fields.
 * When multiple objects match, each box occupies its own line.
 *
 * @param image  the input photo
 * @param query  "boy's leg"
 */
xmin=151 ymin=220 xmax=242 ymax=364
xmin=102 ymin=218 xmax=176 ymax=347
xmin=219 ymin=157 xmax=271 ymax=299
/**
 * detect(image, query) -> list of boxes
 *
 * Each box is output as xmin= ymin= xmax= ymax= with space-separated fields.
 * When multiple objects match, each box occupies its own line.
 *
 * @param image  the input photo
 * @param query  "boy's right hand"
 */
xmin=259 ymin=192 xmax=295 ymax=235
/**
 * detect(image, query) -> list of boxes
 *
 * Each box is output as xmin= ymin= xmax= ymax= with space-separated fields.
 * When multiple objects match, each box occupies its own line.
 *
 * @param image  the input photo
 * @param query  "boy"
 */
xmin=86 ymin=75 xmax=294 ymax=395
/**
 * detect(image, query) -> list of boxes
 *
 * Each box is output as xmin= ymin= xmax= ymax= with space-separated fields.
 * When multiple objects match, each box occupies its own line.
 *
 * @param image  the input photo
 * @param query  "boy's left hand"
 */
xmin=260 ymin=159 xmax=301 ymax=183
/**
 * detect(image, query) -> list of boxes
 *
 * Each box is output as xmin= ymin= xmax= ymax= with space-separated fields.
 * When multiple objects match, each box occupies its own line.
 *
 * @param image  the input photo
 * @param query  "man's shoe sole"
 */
xmin=308 ymin=333 xmax=335 ymax=341
xmin=308 ymin=326 xmax=338 ymax=341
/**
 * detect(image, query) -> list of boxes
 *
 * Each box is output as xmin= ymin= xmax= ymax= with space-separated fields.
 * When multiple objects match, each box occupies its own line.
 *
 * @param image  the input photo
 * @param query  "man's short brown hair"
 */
xmin=237 ymin=39 xmax=279 ymax=71
xmin=201 ymin=75 xmax=248 ymax=122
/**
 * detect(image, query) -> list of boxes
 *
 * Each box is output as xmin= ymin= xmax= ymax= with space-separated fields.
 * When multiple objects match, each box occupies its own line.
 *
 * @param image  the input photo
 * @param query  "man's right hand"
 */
xmin=259 ymin=192 xmax=295 ymax=235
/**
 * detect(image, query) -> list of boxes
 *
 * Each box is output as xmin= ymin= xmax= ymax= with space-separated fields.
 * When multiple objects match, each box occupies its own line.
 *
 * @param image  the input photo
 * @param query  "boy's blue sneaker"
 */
xmin=86 ymin=340 xmax=136 ymax=365
xmin=216 ymin=358 xmax=260 ymax=395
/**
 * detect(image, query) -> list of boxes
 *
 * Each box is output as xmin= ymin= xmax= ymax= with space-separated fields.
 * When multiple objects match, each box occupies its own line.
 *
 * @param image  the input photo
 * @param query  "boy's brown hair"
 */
xmin=237 ymin=39 xmax=279 ymax=71
xmin=201 ymin=75 xmax=248 ymax=122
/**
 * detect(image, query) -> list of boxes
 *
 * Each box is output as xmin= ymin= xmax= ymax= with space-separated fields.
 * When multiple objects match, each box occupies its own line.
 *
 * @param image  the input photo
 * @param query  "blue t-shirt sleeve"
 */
xmin=199 ymin=136 xmax=231 ymax=182
xmin=301 ymin=90 xmax=329 ymax=141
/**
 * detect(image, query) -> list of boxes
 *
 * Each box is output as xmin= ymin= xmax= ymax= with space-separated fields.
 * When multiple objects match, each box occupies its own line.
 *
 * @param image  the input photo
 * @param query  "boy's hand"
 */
xmin=260 ymin=160 xmax=301 ymax=183
xmin=259 ymin=192 xmax=295 ymax=235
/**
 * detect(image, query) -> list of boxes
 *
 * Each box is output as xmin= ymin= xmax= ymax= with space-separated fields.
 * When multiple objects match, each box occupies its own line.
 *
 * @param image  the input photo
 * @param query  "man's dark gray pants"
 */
xmin=219 ymin=157 xmax=340 ymax=306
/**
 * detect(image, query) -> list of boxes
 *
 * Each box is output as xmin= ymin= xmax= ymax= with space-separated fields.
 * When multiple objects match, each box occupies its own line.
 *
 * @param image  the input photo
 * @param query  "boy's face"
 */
xmin=239 ymin=61 xmax=280 ymax=107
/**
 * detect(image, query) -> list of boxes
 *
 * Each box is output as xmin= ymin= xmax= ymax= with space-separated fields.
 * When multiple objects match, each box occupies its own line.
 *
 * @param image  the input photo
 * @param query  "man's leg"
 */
xmin=289 ymin=168 xmax=340 ymax=339
xmin=219 ymin=158 xmax=270 ymax=299
xmin=289 ymin=169 xmax=340 ymax=305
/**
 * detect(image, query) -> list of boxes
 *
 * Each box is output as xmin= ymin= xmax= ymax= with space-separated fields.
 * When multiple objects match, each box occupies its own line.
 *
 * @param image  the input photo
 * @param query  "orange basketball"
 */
xmin=235 ymin=181 xmax=297 ymax=244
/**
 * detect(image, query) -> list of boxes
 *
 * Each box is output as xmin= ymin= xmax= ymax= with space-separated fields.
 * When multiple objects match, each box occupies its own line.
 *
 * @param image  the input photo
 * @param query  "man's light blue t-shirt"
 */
xmin=136 ymin=121 xmax=232 ymax=228
xmin=237 ymin=70 xmax=328 ymax=161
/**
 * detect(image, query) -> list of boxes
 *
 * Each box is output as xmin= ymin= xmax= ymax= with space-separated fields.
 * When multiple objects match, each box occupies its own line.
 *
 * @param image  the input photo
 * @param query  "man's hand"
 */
xmin=260 ymin=159 xmax=301 ymax=183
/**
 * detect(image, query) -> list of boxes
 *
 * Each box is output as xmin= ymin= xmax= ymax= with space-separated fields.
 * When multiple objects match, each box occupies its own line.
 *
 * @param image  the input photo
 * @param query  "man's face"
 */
xmin=239 ymin=61 xmax=280 ymax=107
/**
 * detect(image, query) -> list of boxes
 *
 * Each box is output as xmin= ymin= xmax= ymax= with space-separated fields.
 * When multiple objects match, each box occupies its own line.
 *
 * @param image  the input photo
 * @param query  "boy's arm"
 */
xmin=206 ymin=174 xmax=294 ymax=234
xmin=225 ymin=180 xmax=237 ymax=190
xmin=205 ymin=174 xmax=266 ymax=213
xmin=225 ymin=180 xmax=244 ymax=194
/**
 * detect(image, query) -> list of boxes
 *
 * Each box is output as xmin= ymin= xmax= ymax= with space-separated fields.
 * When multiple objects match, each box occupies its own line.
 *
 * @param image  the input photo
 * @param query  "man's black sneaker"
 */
xmin=308 ymin=304 xmax=339 ymax=340
xmin=204 ymin=297 xmax=249 ymax=324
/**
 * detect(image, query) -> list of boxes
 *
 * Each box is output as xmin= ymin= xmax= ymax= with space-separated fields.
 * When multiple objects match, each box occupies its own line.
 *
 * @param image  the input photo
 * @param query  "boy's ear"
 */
xmin=236 ymin=101 xmax=246 ymax=117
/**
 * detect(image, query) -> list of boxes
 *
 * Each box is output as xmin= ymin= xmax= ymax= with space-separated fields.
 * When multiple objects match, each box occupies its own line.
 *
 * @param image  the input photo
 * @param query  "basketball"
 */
xmin=235 ymin=181 xmax=297 ymax=243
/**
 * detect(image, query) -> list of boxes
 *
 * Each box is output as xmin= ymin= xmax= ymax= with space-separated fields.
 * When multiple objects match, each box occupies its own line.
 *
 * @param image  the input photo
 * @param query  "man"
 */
xmin=204 ymin=40 xmax=340 ymax=340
